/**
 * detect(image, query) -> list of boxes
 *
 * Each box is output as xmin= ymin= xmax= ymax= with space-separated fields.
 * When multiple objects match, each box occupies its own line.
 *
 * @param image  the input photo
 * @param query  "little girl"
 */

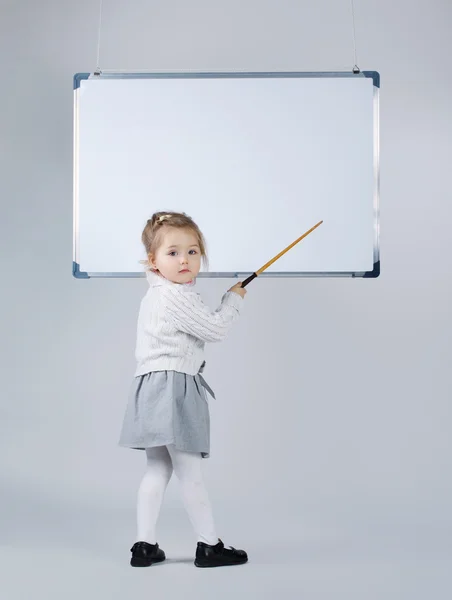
xmin=119 ymin=211 xmax=248 ymax=568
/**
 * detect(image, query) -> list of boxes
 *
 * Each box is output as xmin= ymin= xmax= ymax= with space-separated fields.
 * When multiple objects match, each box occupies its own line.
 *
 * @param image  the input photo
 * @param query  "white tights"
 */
xmin=136 ymin=444 xmax=219 ymax=545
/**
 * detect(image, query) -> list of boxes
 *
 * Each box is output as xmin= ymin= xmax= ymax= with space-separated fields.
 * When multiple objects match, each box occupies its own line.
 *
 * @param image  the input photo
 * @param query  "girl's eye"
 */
xmin=169 ymin=250 xmax=198 ymax=256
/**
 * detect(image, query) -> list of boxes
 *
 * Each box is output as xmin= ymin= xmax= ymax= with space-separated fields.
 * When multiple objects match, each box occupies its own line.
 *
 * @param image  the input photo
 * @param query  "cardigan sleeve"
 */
xmin=161 ymin=287 xmax=243 ymax=343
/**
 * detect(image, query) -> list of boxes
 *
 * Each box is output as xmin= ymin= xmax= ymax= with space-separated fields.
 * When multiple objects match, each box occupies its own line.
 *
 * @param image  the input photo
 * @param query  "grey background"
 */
xmin=1 ymin=1 xmax=451 ymax=599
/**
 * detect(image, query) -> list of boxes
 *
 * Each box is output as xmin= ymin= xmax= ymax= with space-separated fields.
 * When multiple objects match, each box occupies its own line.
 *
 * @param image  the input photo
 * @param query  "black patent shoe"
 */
xmin=130 ymin=541 xmax=166 ymax=567
xmin=194 ymin=538 xmax=248 ymax=568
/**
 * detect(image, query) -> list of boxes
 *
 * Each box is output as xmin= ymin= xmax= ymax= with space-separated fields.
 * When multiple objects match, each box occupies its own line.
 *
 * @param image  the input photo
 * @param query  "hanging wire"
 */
xmin=93 ymin=0 xmax=361 ymax=75
xmin=350 ymin=0 xmax=360 ymax=73
xmin=95 ymin=0 xmax=104 ymax=74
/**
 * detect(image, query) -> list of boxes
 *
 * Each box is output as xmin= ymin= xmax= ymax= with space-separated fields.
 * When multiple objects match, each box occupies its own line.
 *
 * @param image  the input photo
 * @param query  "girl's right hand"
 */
xmin=228 ymin=282 xmax=247 ymax=298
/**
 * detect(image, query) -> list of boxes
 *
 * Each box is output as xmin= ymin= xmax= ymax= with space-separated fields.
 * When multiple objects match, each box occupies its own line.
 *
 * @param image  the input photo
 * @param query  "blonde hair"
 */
xmin=140 ymin=211 xmax=209 ymax=271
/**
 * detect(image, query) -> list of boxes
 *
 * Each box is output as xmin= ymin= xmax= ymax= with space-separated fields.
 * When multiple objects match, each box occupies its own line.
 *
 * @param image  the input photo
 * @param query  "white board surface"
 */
xmin=73 ymin=72 xmax=380 ymax=278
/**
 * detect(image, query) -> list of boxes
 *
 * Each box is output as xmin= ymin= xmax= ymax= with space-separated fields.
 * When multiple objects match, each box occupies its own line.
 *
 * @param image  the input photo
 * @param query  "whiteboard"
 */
xmin=73 ymin=71 xmax=380 ymax=278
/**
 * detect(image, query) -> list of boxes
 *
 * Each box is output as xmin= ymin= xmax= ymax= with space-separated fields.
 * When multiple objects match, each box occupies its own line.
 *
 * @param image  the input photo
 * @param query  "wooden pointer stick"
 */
xmin=241 ymin=220 xmax=324 ymax=287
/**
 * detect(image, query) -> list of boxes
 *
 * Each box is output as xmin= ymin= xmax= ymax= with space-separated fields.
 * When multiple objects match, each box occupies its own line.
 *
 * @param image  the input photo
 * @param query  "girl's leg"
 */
xmin=166 ymin=444 xmax=219 ymax=545
xmin=136 ymin=445 xmax=173 ymax=544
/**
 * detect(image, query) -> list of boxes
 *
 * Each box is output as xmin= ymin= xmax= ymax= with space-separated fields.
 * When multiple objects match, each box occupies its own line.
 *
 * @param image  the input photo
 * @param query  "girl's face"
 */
xmin=150 ymin=227 xmax=202 ymax=284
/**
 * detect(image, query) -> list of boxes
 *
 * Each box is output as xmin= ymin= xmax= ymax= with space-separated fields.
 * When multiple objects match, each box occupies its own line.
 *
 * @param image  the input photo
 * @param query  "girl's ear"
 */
xmin=148 ymin=253 xmax=157 ymax=270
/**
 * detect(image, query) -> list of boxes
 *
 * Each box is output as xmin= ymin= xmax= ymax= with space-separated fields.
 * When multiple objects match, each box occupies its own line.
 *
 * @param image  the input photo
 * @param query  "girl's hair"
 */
xmin=140 ymin=211 xmax=209 ymax=271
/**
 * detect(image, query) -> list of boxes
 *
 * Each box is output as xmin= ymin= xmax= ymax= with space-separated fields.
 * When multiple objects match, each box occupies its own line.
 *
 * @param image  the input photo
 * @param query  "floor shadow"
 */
xmin=153 ymin=557 xmax=194 ymax=567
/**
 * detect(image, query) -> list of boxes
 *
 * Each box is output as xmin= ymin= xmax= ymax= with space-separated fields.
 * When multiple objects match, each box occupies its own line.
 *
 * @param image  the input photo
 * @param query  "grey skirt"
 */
xmin=118 ymin=369 xmax=215 ymax=459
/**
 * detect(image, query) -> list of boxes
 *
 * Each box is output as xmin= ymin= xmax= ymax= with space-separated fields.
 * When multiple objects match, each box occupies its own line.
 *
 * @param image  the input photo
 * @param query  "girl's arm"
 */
xmin=161 ymin=287 xmax=243 ymax=343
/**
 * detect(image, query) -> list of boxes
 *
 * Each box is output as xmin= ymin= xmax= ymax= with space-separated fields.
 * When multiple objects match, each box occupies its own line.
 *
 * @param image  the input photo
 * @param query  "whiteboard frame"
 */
xmin=73 ymin=71 xmax=380 ymax=279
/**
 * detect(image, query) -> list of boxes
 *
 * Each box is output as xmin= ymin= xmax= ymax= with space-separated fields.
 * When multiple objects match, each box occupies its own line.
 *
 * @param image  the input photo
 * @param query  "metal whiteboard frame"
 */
xmin=73 ymin=70 xmax=380 ymax=279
